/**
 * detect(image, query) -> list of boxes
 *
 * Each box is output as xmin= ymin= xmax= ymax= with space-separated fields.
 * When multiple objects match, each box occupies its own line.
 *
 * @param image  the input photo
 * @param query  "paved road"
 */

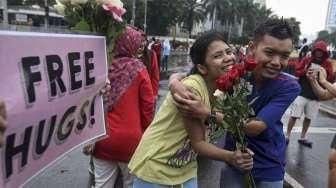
xmin=282 ymin=110 xmax=336 ymax=188
xmin=24 ymin=64 xmax=336 ymax=188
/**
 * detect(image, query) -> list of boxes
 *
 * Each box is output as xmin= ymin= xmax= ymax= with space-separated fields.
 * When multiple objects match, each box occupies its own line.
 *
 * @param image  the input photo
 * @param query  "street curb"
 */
xmin=319 ymin=104 xmax=336 ymax=117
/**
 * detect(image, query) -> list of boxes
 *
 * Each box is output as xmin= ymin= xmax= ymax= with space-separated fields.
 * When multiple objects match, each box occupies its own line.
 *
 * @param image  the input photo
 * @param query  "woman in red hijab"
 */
xmin=91 ymin=26 xmax=155 ymax=188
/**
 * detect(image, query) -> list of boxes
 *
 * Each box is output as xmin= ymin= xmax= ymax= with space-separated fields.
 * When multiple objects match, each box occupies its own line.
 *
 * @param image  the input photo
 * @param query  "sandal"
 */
xmin=298 ymin=139 xmax=313 ymax=148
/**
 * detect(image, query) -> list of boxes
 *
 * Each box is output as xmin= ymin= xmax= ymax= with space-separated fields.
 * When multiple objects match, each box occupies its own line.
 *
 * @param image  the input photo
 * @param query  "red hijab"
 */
xmin=106 ymin=26 xmax=146 ymax=111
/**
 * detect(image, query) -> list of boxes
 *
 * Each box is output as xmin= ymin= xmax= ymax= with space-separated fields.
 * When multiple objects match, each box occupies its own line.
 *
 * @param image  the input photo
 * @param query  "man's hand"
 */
xmin=0 ymin=100 xmax=7 ymax=147
xmin=228 ymin=149 xmax=254 ymax=171
xmin=172 ymin=93 xmax=210 ymax=120
xmin=82 ymin=142 xmax=95 ymax=155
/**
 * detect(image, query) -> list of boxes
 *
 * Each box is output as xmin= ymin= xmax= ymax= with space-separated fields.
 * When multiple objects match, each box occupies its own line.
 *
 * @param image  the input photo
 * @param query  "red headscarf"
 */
xmin=106 ymin=26 xmax=146 ymax=111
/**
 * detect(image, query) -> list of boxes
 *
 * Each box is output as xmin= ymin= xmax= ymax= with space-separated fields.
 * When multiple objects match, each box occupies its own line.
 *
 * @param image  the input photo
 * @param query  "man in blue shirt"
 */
xmin=169 ymin=18 xmax=300 ymax=188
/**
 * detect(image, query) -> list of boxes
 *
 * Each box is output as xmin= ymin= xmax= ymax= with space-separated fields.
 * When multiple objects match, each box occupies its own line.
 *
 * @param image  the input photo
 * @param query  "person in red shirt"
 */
xmin=142 ymin=40 xmax=160 ymax=100
xmin=90 ymin=26 xmax=155 ymax=188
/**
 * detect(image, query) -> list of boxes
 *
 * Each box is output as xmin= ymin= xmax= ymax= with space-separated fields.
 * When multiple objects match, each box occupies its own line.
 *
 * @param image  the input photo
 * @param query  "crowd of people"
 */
xmin=1 ymin=17 xmax=336 ymax=188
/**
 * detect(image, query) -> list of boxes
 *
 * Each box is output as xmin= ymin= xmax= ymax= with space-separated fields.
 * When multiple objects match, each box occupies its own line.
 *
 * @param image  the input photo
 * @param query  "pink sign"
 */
xmin=0 ymin=31 xmax=107 ymax=187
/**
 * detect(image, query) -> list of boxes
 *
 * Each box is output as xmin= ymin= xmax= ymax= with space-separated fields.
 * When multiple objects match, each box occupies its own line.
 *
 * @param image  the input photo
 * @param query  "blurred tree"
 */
xmin=204 ymin=0 xmax=230 ymax=29
xmin=203 ymin=0 xmax=275 ymax=42
xmin=316 ymin=30 xmax=336 ymax=47
xmin=8 ymin=0 xmax=24 ymax=5
xmin=179 ymin=0 xmax=205 ymax=38
xmin=123 ymin=0 xmax=146 ymax=31
xmin=317 ymin=30 xmax=330 ymax=41
xmin=328 ymin=31 xmax=336 ymax=46
xmin=284 ymin=17 xmax=301 ymax=46
xmin=242 ymin=3 xmax=274 ymax=38
xmin=123 ymin=0 xmax=184 ymax=35
xmin=13 ymin=0 xmax=57 ymax=6
xmin=150 ymin=0 xmax=184 ymax=35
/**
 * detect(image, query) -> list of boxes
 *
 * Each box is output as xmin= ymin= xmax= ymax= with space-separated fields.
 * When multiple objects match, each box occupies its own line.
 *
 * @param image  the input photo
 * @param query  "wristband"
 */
xmin=205 ymin=109 xmax=216 ymax=125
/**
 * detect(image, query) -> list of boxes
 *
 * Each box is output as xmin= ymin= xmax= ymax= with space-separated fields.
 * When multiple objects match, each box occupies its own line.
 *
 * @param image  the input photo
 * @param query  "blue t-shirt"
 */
xmin=225 ymin=72 xmax=301 ymax=182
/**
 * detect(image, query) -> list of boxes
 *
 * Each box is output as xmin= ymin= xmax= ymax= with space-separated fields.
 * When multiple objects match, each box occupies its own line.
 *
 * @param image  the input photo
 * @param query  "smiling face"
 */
xmin=197 ymin=40 xmax=236 ymax=80
xmin=251 ymin=34 xmax=293 ymax=79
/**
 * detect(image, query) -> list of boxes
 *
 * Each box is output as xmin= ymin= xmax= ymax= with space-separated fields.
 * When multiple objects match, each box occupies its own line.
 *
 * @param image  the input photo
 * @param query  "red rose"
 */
xmin=228 ymin=68 xmax=239 ymax=82
xmin=216 ymin=75 xmax=233 ymax=91
xmin=234 ymin=64 xmax=246 ymax=77
xmin=244 ymin=58 xmax=257 ymax=71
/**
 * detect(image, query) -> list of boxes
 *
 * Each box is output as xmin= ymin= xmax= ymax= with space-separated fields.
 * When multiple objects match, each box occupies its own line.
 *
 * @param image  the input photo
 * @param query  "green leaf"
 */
xmin=71 ymin=19 xmax=91 ymax=31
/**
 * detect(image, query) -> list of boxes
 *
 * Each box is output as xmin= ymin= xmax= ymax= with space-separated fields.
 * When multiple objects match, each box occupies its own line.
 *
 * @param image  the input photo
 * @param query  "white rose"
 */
xmin=54 ymin=2 xmax=66 ymax=14
xmin=71 ymin=0 xmax=89 ymax=5
xmin=213 ymin=89 xmax=224 ymax=97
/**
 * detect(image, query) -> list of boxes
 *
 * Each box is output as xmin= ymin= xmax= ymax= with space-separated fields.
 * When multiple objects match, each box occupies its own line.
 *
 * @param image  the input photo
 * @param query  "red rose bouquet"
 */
xmin=214 ymin=58 xmax=257 ymax=188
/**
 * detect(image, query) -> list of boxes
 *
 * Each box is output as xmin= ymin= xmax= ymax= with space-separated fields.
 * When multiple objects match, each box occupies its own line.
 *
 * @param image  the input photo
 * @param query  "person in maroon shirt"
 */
xmin=152 ymin=38 xmax=162 ymax=64
xmin=142 ymin=40 xmax=160 ymax=100
xmin=88 ymin=26 xmax=155 ymax=188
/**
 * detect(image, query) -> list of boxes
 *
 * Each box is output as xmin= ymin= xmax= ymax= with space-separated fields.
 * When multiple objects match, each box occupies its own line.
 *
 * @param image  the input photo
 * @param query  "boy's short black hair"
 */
xmin=254 ymin=18 xmax=294 ymax=43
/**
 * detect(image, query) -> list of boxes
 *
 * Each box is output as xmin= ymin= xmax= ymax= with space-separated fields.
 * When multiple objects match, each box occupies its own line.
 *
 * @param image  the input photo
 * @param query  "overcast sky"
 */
xmin=266 ymin=0 xmax=329 ymax=41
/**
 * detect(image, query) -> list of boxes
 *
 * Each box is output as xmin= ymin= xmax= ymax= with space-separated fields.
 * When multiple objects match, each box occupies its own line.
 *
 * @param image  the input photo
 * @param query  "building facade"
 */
xmin=326 ymin=0 xmax=336 ymax=32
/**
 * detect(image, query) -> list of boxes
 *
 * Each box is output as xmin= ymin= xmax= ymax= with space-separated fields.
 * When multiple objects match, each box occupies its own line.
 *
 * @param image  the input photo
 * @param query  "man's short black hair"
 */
xmin=254 ymin=18 xmax=294 ymax=43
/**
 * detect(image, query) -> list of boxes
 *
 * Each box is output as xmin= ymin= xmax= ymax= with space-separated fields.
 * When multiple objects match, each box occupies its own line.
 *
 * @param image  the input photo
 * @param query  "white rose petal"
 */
xmin=54 ymin=3 xmax=66 ymax=14
xmin=213 ymin=89 xmax=224 ymax=97
xmin=246 ymin=82 xmax=253 ymax=95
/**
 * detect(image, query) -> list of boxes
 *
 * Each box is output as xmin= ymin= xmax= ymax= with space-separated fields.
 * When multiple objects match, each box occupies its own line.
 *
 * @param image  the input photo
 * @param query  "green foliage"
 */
xmin=8 ymin=0 xmax=57 ymax=6
xmin=147 ymin=0 xmax=184 ymax=35
xmin=7 ymin=0 xmax=24 ymax=5
xmin=317 ymin=30 xmax=330 ymax=42
xmin=213 ymin=78 xmax=256 ymax=187
xmin=122 ymin=0 xmax=299 ymax=39
xmin=123 ymin=0 xmax=185 ymax=35
xmin=179 ymin=0 xmax=205 ymax=37
xmin=122 ymin=0 xmax=145 ymax=31
xmin=72 ymin=19 xmax=91 ymax=31
xmin=231 ymin=34 xmax=250 ymax=45
xmin=59 ymin=0 xmax=125 ymax=61
xmin=214 ymin=79 xmax=254 ymax=147
xmin=284 ymin=17 xmax=301 ymax=46
xmin=203 ymin=0 xmax=276 ymax=41
xmin=316 ymin=30 xmax=336 ymax=47
xmin=202 ymin=0 xmax=302 ymax=45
